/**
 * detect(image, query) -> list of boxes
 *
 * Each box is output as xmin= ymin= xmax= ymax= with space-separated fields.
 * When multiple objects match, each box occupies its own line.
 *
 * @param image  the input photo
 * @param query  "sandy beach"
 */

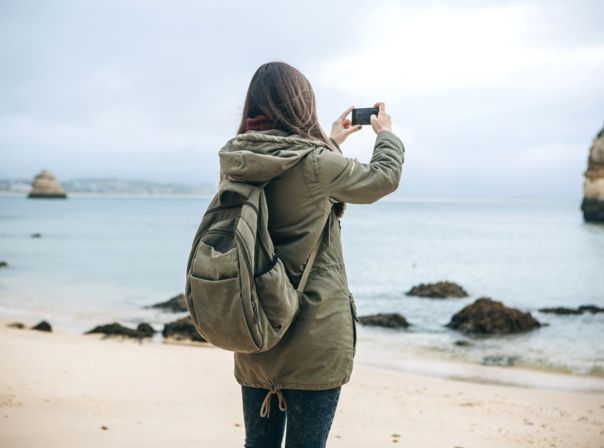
xmin=0 ymin=321 xmax=603 ymax=447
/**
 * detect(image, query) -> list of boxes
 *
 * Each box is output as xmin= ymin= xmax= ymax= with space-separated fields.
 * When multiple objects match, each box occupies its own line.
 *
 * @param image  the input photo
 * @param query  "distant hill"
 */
xmin=0 ymin=178 xmax=217 ymax=195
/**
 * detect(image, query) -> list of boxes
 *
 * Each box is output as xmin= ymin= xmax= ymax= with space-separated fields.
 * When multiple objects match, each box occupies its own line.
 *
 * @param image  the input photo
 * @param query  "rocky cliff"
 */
xmin=28 ymin=170 xmax=67 ymax=199
xmin=581 ymin=127 xmax=604 ymax=222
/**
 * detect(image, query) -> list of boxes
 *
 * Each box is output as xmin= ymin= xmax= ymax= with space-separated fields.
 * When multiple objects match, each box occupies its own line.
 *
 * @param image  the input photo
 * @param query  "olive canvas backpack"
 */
xmin=184 ymin=178 xmax=328 ymax=353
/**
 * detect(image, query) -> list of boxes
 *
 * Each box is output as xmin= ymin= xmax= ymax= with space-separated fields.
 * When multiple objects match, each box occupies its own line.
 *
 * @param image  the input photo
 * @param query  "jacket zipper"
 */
xmin=350 ymin=301 xmax=357 ymax=354
xmin=349 ymin=294 xmax=360 ymax=356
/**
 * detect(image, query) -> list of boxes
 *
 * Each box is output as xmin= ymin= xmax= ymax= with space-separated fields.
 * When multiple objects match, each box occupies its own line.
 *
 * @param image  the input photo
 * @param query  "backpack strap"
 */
xmin=296 ymin=211 xmax=331 ymax=293
xmin=256 ymin=178 xmax=330 ymax=294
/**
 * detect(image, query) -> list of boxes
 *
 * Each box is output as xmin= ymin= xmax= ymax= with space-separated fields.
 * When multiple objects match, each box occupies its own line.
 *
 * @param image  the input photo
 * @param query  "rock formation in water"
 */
xmin=147 ymin=293 xmax=188 ymax=313
xmin=446 ymin=297 xmax=541 ymax=335
xmin=28 ymin=169 xmax=67 ymax=199
xmin=406 ymin=281 xmax=469 ymax=299
xmin=538 ymin=304 xmax=604 ymax=315
xmin=581 ymin=127 xmax=604 ymax=222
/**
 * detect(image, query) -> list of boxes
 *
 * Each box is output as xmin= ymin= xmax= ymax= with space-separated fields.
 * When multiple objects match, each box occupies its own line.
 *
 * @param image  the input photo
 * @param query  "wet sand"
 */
xmin=1 ymin=320 xmax=603 ymax=447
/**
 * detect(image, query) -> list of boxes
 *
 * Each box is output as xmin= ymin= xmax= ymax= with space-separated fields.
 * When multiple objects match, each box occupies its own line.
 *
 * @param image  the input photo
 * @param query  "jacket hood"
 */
xmin=219 ymin=129 xmax=327 ymax=182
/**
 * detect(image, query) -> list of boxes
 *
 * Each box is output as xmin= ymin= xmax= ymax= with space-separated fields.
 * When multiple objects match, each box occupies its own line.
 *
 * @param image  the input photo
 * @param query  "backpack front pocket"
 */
xmin=188 ymin=273 xmax=260 ymax=353
xmin=191 ymin=233 xmax=239 ymax=280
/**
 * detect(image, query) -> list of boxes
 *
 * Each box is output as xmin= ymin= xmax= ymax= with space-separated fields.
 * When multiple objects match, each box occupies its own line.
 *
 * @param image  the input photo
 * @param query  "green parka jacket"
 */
xmin=217 ymin=128 xmax=405 ymax=417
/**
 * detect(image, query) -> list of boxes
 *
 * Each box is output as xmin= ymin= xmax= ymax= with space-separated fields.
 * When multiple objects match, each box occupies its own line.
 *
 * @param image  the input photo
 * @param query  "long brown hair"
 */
xmin=237 ymin=61 xmax=340 ymax=154
xmin=235 ymin=61 xmax=346 ymax=218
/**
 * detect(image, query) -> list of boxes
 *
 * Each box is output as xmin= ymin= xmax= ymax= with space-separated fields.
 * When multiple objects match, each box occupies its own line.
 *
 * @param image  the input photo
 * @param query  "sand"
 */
xmin=1 ymin=321 xmax=603 ymax=448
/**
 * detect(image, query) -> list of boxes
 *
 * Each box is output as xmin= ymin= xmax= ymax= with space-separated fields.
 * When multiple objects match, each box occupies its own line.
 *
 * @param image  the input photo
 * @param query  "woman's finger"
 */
xmin=345 ymin=124 xmax=362 ymax=135
xmin=373 ymin=101 xmax=385 ymax=114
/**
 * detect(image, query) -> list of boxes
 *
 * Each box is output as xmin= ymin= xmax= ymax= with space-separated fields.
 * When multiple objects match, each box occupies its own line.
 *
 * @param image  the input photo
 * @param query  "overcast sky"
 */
xmin=1 ymin=0 xmax=603 ymax=199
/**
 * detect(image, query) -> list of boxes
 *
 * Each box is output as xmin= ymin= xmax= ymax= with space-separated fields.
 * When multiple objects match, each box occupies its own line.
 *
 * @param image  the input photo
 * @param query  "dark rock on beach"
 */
xmin=0 ymin=261 xmax=7 ymax=268
xmin=446 ymin=297 xmax=541 ymax=335
xmin=406 ymin=281 xmax=469 ymax=299
xmin=162 ymin=316 xmax=206 ymax=342
xmin=482 ymin=355 xmax=520 ymax=367
xmin=32 ymin=320 xmax=52 ymax=332
xmin=6 ymin=322 xmax=25 ymax=329
xmin=358 ymin=313 xmax=410 ymax=329
xmin=538 ymin=304 xmax=604 ymax=315
xmin=136 ymin=322 xmax=157 ymax=337
xmin=85 ymin=323 xmax=138 ymax=338
xmin=454 ymin=340 xmax=472 ymax=347
xmin=85 ymin=322 xmax=155 ymax=339
xmin=147 ymin=293 xmax=188 ymax=313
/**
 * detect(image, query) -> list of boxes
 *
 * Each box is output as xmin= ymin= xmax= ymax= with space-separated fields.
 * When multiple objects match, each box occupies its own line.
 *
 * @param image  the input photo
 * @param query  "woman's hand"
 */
xmin=330 ymin=106 xmax=362 ymax=146
xmin=370 ymin=102 xmax=392 ymax=134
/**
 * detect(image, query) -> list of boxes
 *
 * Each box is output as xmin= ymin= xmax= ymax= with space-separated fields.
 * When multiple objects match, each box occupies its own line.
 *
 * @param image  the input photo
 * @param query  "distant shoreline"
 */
xmin=0 ymin=191 xmax=581 ymax=203
xmin=0 ymin=191 xmax=217 ymax=199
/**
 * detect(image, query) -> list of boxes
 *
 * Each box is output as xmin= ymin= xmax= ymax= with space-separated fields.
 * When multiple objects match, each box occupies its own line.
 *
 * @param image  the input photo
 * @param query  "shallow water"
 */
xmin=1 ymin=195 xmax=603 ymax=382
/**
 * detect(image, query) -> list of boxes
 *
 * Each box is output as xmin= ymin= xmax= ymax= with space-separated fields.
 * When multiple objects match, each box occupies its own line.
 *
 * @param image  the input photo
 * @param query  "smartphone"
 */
xmin=351 ymin=107 xmax=379 ymax=126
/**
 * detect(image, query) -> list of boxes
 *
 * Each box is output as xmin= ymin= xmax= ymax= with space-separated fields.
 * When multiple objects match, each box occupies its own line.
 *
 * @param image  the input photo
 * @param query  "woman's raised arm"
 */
xmin=318 ymin=102 xmax=405 ymax=204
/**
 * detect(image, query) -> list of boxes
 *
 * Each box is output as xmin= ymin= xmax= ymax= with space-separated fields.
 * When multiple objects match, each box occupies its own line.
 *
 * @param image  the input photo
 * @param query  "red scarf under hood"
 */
xmin=245 ymin=114 xmax=277 ymax=132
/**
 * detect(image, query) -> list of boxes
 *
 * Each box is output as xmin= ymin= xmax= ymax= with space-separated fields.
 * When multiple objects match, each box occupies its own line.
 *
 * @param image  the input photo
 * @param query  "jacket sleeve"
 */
xmin=316 ymin=130 xmax=405 ymax=204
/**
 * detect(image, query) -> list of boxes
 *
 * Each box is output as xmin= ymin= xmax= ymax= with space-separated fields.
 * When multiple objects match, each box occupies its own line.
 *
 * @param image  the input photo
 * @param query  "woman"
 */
xmin=217 ymin=61 xmax=404 ymax=447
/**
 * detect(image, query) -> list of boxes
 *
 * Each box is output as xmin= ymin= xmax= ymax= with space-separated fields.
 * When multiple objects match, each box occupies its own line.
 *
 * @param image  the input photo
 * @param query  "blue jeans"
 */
xmin=241 ymin=385 xmax=341 ymax=448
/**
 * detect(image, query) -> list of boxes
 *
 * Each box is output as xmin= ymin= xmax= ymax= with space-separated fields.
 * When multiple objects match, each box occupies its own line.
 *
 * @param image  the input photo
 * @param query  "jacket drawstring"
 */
xmin=259 ymin=387 xmax=287 ymax=418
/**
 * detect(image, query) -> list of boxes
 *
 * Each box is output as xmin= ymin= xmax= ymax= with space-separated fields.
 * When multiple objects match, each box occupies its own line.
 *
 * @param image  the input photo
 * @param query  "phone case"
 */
xmin=352 ymin=108 xmax=379 ymax=125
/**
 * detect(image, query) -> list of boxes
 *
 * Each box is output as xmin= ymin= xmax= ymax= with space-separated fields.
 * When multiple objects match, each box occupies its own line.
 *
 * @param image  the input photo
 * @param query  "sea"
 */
xmin=1 ymin=194 xmax=603 ymax=391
